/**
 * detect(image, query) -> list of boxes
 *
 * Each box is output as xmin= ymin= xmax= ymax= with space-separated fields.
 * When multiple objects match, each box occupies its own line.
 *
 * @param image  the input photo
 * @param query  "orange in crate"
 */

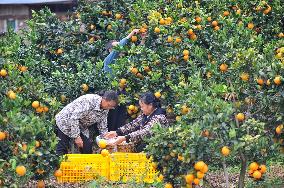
xmin=117 ymin=143 xmax=134 ymax=153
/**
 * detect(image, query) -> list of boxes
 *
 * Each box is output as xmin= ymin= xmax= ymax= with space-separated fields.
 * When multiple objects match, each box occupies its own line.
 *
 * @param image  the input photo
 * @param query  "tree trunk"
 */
xmin=222 ymin=159 xmax=229 ymax=188
xmin=238 ymin=152 xmax=247 ymax=188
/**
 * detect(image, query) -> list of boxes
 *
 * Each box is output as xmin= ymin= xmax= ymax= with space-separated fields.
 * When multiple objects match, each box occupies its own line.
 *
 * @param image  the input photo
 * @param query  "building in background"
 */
xmin=0 ymin=0 xmax=77 ymax=35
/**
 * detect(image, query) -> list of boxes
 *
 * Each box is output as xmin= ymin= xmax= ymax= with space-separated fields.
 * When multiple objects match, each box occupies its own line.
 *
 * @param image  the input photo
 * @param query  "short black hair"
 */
xmin=105 ymin=40 xmax=117 ymax=51
xmin=139 ymin=92 xmax=161 ymax=108
xmin=100 ymin=90 xmax=119 ymax=104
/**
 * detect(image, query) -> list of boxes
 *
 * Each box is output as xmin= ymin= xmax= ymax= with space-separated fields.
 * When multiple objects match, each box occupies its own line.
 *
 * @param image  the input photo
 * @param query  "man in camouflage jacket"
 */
xmin=55 ymin=90 xmax=118 ymax=155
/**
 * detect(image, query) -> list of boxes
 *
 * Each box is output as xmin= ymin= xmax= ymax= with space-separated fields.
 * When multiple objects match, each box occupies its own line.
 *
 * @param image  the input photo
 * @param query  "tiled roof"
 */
xmin=0 ymin=0 xmax=74 ymax=4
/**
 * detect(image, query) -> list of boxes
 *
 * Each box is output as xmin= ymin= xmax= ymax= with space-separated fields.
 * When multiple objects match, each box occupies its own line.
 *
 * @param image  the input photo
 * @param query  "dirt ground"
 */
xmin=26 ymin=165 xmax=284 ymax=188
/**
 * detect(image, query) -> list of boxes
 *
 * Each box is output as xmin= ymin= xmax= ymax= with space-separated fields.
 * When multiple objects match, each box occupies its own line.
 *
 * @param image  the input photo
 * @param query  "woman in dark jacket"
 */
xmin=104 ymin=92 xmax=168 ymax=150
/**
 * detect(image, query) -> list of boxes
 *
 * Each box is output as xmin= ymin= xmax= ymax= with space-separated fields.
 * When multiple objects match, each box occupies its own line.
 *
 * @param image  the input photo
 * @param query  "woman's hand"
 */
xmin=110 ymin=136 xmax=126 ymax=146
xmin=127 ymin=29 xmax=140 ymax=39
xmin=104 ymin=131 xmax=117 ymax=139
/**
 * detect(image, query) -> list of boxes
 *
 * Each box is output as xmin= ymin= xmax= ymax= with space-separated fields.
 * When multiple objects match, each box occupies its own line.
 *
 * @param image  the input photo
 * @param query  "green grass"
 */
xmin=246 ymin=177 xmax=284 ymax=188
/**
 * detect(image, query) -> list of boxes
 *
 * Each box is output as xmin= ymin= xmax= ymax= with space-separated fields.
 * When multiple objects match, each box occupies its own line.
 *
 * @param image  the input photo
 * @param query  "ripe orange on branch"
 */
xmin=32 ymin=101 xmax=40 ymax=109
xmin=56 ymin=48 xmax=63 ymax=54
xmin=183 ymin=50 xmax=190 ymax=56
xmin=16 ymin=166 xmax=26 ymax=176
xmin=276 ymin=125 xmax=283 ymax=134
xmin=195 ymin=16 xmax=202 ymax=23
xmin=131 ymin=36 xmax=137 ymax=42
xmin=252 ymin=170 xmax=262 ymax=179
xmin=221 ymin=146 xmax=230 ymax=156
xmin=154 ymin=92 xmax=161 ymax=99
xmin=236 ymin=113 xmax=245 ymax=121
xmin=154 ymin=27 xmax=160 ymax=33
xmin=223 ymin=11 xmax=230 ymax=16
xmin=274 ymin=76 xmax=281 ymax=85
xmin=0 ymin=132 xmax=6 ymax=141
xmin=115 ymin=13 xmax=122 ymax=19
xmin=130 ymin=67 xmax=138 ymax=75
xmin=220 ymin=63 xmax=228 ymax=72
xmin=240 ymin=73 xmax=249 ymax=81
xmin=81 ymin=84 xmax=89 ymax=92
xmin=194 ymin=161 xmax=205 ymax=171
xmin=212 ymin=21 xmax=218 ymax=27
xmin=247 ymin=23 xmax=254 ymax=29
xmin=249 ymin=162 xmax=259 ymax=171
xmin=8 ymin=92 xmax=16 ymax=100
xmin=259 ymin=165 xmax=267 ymax=174
xmin=0 ymin=69 xmax=8 ymax=77
xmin=185 ymin=174 xmax=194 ymax=183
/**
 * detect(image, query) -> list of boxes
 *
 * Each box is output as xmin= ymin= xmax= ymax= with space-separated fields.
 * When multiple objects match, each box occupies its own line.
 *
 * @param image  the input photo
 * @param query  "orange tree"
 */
xmin=0 ymin=1 xmax=133 ymax=186
xmin=18 ymin=8 xmax=111 ymax=101
xmin=99 ymin=0 xmax=284 ymax=187
xmin=0 ymin=31 xmax=61 ymax=186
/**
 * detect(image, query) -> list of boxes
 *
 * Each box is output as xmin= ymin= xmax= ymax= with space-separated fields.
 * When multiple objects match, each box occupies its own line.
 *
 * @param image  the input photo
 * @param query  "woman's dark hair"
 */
xmin=99 ymin=90 xmax=119 ymax=103
xmin=139 ymin=92 xmax=161 ymax=108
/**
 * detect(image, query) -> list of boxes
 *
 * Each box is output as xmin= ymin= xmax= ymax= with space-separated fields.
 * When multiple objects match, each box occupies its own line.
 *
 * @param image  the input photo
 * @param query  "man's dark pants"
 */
xmin=107 ymin=104 xmax=127 ymax=131
xmin=55 ymin=124 xmax=99 ymax=155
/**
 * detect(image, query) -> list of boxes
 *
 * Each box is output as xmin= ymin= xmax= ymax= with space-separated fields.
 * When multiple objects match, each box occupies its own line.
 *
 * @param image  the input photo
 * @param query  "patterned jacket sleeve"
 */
xmin=97 ymin=112 xmax=109 ymax=135
xmin=116 ymin=115 xmax=143 ymax=136
xmin=68 ymin=104 xmax=91 ymax=138
xmin=127 ymin=114 xmax=168 ymax=144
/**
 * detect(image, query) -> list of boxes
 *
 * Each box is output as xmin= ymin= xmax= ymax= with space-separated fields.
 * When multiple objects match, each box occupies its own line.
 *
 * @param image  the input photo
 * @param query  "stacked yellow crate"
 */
xmin=57 ymin=154 xmax=109 ymax=183
xmin=109 ymin=153 xmax=157 ymax=183
xmin=56 ymin=153 xmax=158 ymax=183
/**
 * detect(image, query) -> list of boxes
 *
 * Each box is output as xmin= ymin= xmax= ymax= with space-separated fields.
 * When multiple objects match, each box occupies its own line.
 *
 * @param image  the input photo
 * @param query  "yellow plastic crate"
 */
xmin=57 ymin=153 xmax=157 ymax=183
xmin=57 ymin=154 xmax=109 ymax=183
xmin=108 ymin=153 xmax=158 ymax=183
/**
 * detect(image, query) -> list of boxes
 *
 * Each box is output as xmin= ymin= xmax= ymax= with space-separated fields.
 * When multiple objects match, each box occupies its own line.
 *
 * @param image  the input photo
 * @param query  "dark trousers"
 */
xmin=55 ymin=127 xmax=93 ymax=155
xmin=135 ymin=142 xmax=147 ymax=153
xmin=107 ymin=104 xmax=127 ymax=131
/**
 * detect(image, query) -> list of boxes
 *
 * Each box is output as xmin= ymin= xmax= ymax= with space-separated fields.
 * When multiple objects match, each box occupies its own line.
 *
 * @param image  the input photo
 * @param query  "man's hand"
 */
xmin=127 ymin=29 xmax=140 ymax=39
xmin=75 ymin=136 xmax=83 ymax=148
xmin=104 ymin=131 xmax=118 ymax=139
